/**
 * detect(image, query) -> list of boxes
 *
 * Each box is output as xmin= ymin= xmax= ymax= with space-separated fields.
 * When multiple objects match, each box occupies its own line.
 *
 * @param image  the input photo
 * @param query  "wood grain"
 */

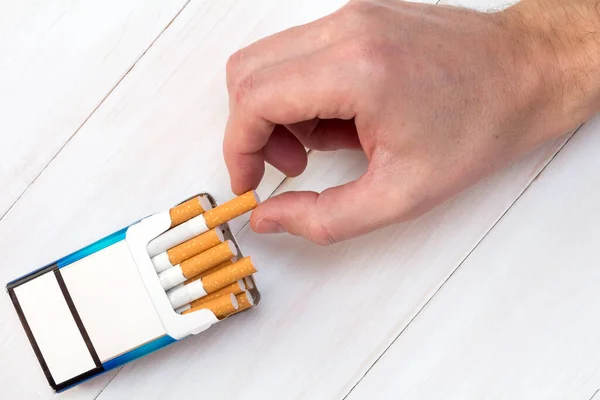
xmin=347 ymin=116 xmax=600 ymax=400
xmin=0 ymin=0 xmax=188 ymax=217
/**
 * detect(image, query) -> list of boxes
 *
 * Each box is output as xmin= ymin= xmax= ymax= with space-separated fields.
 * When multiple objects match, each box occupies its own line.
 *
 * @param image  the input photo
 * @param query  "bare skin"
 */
xmin=223 ymin=0 xmax=600 ymax=245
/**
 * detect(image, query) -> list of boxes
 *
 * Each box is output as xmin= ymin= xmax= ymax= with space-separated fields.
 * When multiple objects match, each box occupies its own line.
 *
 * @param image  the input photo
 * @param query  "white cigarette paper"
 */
xmin=158 ymin=266 xmax=186 ymax=291
xmin=147 ymin=214 xmax=208 ymax=257
xmin=167 ymin=279 xmax=207 ymax=309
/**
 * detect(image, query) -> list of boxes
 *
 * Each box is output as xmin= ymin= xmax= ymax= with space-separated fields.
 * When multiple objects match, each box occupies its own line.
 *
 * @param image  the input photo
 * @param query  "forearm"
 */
xmin=505 ymin=0 xmax=600 ymax=128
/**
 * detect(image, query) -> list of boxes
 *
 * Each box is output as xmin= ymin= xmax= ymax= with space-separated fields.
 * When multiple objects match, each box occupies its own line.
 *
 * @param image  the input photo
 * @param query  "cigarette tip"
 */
xmin=251 ymin=190 xmax=261 ymax=205
xmin=230 ymin=292 xmax=239 ymax=310
xmin=198 ymin=195 xmax=213 ymax=212
xmin=215 ymin=228 xmax=225 ymax=243
xmin=244 ymin=290 xmax=255 ymax=307
xmin=227 ymin=240 xmax=239 ymax=257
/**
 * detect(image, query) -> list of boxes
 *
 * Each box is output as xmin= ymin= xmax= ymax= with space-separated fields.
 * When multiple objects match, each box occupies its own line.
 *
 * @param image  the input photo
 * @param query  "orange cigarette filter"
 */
xmin=169 ymin=195 xmax=211 ymax=227
xmin=199 ymin=259 xmax=235 ymax=278
xmin=184 ymin=259 xmax=235 ymax=285
xmin=224 ymin=291 xmax=255 ymax=317
xmin=236 ymin=291 xmax=254 ymax=311
xmin=189 ymin=280 xmax=245 ymax=308
xmin=181 ymin=293 xmax=238 ymax=318
xmin=166 ymin=228 xmax=223 ymax=266
xmin=180 ymin=241 xmax=237 ymax=279
xmin=202 ymin=256 xmax=257 ymax=294
xmin=203 ymin=191 xmax=259 ymax=229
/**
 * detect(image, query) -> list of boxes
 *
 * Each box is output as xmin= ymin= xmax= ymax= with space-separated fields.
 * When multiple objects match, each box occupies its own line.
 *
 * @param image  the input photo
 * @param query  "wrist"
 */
xmin=504 ymin=0 xmax=600 ymax=127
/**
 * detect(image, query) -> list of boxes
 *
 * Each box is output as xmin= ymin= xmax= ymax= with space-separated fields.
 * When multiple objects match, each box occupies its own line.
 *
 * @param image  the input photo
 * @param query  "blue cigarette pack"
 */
xmin=6 ymin=193 xmax=260 ymax=392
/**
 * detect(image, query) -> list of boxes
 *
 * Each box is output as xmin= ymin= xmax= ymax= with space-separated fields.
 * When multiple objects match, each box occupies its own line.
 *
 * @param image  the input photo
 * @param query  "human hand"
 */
xmin=223 ymin=0 xmax=600 ymax=245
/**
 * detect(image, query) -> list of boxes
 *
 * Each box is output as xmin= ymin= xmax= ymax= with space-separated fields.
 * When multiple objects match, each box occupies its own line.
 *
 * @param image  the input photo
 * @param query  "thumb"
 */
xmin=250 ymin=172 xmax=393 ymax=245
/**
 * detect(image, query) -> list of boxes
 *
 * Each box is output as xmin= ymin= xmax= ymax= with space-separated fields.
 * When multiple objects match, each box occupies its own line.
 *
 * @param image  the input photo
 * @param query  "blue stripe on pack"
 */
xmin=56 ymin=227 xmax=128 ymax=268
xmin=102 ymin=335 xmax=177 ymax=371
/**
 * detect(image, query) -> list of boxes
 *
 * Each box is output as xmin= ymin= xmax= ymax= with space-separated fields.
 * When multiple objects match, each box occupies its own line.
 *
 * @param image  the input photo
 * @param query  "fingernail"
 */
xmin=255 ymin=218 xmax=286 ymax=234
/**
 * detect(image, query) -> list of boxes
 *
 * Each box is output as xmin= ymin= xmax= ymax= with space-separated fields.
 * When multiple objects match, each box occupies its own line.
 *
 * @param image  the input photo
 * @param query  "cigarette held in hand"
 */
xmin=203 ymin=191 xmax=259 ymax=230
xmin=147 ymin=191 xmax=259 ymax=257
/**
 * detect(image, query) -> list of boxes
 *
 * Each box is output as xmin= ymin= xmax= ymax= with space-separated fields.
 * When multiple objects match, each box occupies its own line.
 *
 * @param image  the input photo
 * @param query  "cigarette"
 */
xmin=147 ymin=213 xmax=210 ymax=257
xmin=236 ymin=291 xmax=254 ymax=311
xmin=203 ymin=190 xmax=260 ymax=229
xmin=169 ymin=195 xmax=213 ymax=227
xmin=151 ymin=228 xmax=224 ymax=273
xmin=166 ymin=257 xmax=256 ymax=308
xmin=181 ymin=293 xmax=239 ymax=318
xmin=202 ymin=256 xmax=257 ymax=294
xmin=244 ymin=276 xmax=255 ymax=290
xmin=198 ymin=258 xmax=236 ymax=279
xmin=158 ymin=241 xmax=237 ymax=290
xmin=182 ymin=258 xmax=236 ymax=289
xmin=169 ymin=279 xmax=245 ymax=310
xmin=188 ymin=280 xmax=245 ymax=308
xmin=147 ymin=191 xmax=259 ymax=257
xmin=222 ymin=291 xmax=255 ymax=318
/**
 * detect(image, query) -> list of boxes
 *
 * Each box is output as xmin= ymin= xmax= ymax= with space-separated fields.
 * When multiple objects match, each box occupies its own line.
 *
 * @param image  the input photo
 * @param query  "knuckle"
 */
xmin=226 ymin=49 xmax=244 ymax=89
xmin=341 ymin=37 xmax=391 ymax=82
xmin=232 ymin=72 xmax=255 ymax=106
xmin=344 ymin=0 xmax=376 ymax=16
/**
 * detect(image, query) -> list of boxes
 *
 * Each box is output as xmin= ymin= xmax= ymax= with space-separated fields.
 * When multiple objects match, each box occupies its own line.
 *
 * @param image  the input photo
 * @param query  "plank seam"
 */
xmin=341 ymin=126 xmax=581 ymax=400
xmin=92 ymin=368 xmax=121 ymax=400
xmin=0 ymin=0 xmax=193 ymax=225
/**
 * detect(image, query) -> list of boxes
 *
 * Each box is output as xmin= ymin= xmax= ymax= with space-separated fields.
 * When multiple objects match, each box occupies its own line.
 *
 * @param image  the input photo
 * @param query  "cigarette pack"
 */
xmin=6 ymin=193 xmax=260 ymax=392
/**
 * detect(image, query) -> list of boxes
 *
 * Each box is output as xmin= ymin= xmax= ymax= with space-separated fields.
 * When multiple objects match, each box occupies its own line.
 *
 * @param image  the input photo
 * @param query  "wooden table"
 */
xmin=2 ymin=0 xmax=599 ymax=398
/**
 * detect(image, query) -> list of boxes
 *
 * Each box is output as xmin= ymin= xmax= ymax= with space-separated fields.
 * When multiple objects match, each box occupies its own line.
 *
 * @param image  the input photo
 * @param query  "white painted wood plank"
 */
xmin=347 ymin=115 xmax=600 ymax=400
xmin=0 ymin=0 xmax=353 ymax=398
xmin=0 ymin=0 xmax=188 ymax=216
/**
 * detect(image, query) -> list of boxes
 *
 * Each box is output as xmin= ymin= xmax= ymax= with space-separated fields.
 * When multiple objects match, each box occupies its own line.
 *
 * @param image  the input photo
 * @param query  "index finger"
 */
xmin=223 ymin=48 xmax=357 ymax=194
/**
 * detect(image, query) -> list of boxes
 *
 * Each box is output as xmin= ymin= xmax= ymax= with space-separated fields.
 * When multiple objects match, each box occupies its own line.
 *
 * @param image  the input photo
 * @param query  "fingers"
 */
xmin=263 ymin=125 xmax=308 ymax=177
xmin=299 ymin=119 xmax=362 ymax=151
xmin=223 ymin=116 xmax=271 ymax=194
xmin=250 ymin=170 xmax=393 ymax=245
xmin=224 ymin=49 xmax=358 ymax=193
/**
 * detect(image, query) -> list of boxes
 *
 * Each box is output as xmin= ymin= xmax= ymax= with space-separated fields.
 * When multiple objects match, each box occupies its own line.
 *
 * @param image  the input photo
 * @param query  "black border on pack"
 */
xmin=54 ymin=269 xmax=101 ymax=367
xmin=54 ymin=366 xmax=105 ymax=392
xmin=6 ymin=261 xmax=58 ymax=291
xmin=6 ymin=264 xmax=105 ymax=391
xmin=8 ymin=283 xmax=57 ymax=389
